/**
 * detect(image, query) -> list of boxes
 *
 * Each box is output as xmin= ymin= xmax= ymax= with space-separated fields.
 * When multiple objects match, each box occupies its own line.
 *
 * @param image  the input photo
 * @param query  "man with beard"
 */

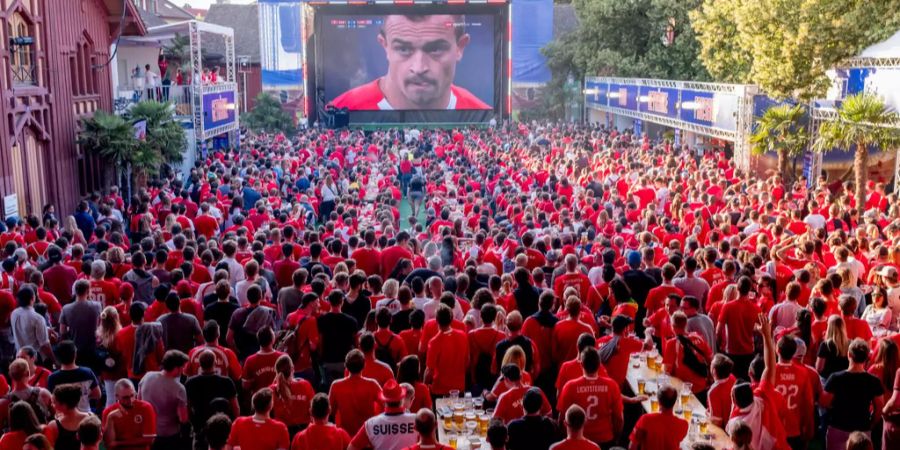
xmin=331 ymin=15 xmax=490 ymax=111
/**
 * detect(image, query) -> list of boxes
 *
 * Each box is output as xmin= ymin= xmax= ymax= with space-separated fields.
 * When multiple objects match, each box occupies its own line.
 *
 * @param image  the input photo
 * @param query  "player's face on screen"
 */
xmin=378 ymin=15 xmax=470 ymax=108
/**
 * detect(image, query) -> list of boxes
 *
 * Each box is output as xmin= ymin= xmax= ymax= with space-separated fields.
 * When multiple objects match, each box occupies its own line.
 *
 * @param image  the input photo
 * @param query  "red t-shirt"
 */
xmin=773 ymin=362 xmax=816 ymax=438
xmin=718 ymin=298 xmax=762 ymax=355
xmin=551 ymin=319 xmax=594 ymax=366
xmin=114 ymin=325 xmax=164 ymax=379
xmin=270 ymin=378 xmax=315 ymax=427
xmin=492 ymin=385 xmax=551 ymax=424
xmin=553 ymin=272 xmax=592 ymax=303
xmin=557 ymin=375 xmax=623 ymax=444
xmin=596 ymin=335 xmax=644 ymax=386
xmin=663 ymin=333 xmax=713 ymax=393
xmin=707 ymin=375 xmax=737 ymax=426
xmin=352 ymin=247 xmax=382 ymax=277
xmin=186 ymin=344 xmax=242 ymax=380
xmin=242 ymin=350 xmax=285 ymax=394
xmin=329 ymin=375 xmax=382 ymax=436
xmin=426 ymin=329 xmax=469 ymax=395
xmin=644 ymin=285 xmax=683 ymax=314
xmin=101 ymin=400 xmax=157 ymax=450
xmin=227 ymin=416 xmax=290 ymax=450
xmin=291 ymin=423 xmax=351 ymax=450
xmin=380 ymin=245 xmax=413 ymax=280
xmin=630 ymin=411 xmax=689 ymax=450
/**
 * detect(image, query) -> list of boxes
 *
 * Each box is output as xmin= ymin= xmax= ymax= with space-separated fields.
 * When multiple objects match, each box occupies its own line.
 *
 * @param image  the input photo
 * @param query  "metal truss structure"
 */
xmin=836 ymin=57 xmax=900 ymax=69
xmin=585 ymin=77 xmax=758 ymax=172
xmin=147 ymin=20 xmax=240 ymax=142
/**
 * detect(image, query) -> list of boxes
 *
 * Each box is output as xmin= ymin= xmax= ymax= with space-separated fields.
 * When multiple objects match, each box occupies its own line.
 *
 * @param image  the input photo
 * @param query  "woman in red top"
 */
xmin=0 ymin=402 xmax=46 ymax=450
xmin=397 ymin=355 xmax=433 ymax=413
xmin=271 ymin=355 xmax=315 ymax=437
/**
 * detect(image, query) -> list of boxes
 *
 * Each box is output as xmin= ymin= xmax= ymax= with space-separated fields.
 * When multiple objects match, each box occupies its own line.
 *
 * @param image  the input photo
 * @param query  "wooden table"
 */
xmin=435 ymin=397 xmax=488 ymax=449
xmin=625 ymin=355 xmax=732 ymax=449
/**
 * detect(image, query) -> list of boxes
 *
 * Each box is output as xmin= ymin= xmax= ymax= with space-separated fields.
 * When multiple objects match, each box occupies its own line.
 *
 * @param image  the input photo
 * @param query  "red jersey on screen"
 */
xmin=331 ymin=79 xmax=490 ymax=111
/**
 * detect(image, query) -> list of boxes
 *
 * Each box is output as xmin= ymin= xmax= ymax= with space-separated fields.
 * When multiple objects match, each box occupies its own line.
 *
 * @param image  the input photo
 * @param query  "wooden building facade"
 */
xmin=0 ymin=0 xmax=145 ymax=218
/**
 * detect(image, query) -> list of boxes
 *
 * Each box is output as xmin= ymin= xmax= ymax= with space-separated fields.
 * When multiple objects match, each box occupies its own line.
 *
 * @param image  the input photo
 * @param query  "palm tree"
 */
xmin=751 ymin=104 xmax=808 ymax=181
xmin=127 ymin=100 xmax=186 ymax=164
xmin=814 ymin=93 xmax=900 ymax=210
xmin=77 ymin=111 xmax=136 ymax=188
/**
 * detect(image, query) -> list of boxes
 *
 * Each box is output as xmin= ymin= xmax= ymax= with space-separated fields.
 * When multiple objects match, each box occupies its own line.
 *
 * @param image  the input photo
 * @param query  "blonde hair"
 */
xmin=825 ymin=315 xmax=849 ymax=357
xmin=97 ymin=306 xmax=121 ymax=348
xmin=502 ymin=345 xmax=526 ymax=372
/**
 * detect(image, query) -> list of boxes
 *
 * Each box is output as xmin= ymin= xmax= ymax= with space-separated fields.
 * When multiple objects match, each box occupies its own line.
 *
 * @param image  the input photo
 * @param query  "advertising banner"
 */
xmin=202 ymin=90 xmax=237 ymax=132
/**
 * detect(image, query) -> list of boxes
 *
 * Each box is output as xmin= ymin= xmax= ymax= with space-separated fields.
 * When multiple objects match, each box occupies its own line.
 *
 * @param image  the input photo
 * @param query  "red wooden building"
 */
xmin=0 ymin=0 xmax=146 ymax=218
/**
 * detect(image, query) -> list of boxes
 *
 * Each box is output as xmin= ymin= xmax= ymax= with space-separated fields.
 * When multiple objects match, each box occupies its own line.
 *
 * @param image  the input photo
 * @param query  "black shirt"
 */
xmin=824 ymin=370 xmax=884 ymax=431
xmin=622 ymin=269 xmax=659 ymax=307
xmin=507 ymin=415 xmax=558 ymax=450
xmin=204 ymin=301 xmax=239 ymax=331
xmin=342 ymin=292 xmax=371 ymax=331
xmin=317 ymin=312 xmax=359 ymax=364
xmin=391 ymin=309 xmax=413 ymax=334
xmin=817 ymin=341 xmax=850 ymax=380
xmin=185 ymin=373 xmax=237 ymax=427
xmin=403 ymin=269 xmax=440 ymax=285
xmin=513 ymin=285 xmax=541 ymax=318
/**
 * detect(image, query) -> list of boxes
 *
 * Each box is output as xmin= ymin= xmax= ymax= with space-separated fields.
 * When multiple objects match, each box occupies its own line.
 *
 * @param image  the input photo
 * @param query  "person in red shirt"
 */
xmin=551 ymin=298 xmax=594 ymax=367
xmin=193 ymin=203 xmax=219 ymax=240
xmin=772 ymin=336 xmax=817 ymax=446
xmin=270 ymin=354 xmax=315 ymax=436
xmin=424 ymin=305 xmax=469 ymax=396
xmin=380 ymin=232 xmax=413 ymax=280
xmin=492 ymin=365 xmax=551 ymax=424
xmin=356 ymin=333 xmax=396 ymax=387
xmin=628 ymin=384 xmax=688 ymax=450
xmin=186 ymin=321 xmax=242 ymax=381
xmin=557 ymin=348 xmax=624 ymax=446
xmin=644 ymin=264 xmax=683 ymax=314
xmin=227 ymin=388 xmax=290 ymax=450
xmin=839 ymin=295 xmax=872 ymax=341
xmin=553 ymin=255 xmax=592 ymax=302
xmin=351 ymin=231 xmax=382 ymax=276
xmin=102 ymin=379 xmax=156 ymax=450
xmin=403 ymin=409 xmax=454 ymax=450
xmin=468 ymin=303 xmax=507 ymax=390
xmin=273 ymin=244 xmax=301 ymax=291
xmin=596 ymin=315 xmax=646 ymax=387
xmin=663 ymin=312 xmax=713 ymax=395
xmin=707 ymin=354 xmax=737 ymax=429
xmin=550 ymin=405 xmax=601 ymax=450
xmin=242 ymin=327 xmax=286 ymax=395
xmin=114 ymin=303 xmax=164 ymax=380
xmin=716 ymin=276 xmax=763 ymax=379
xmin=291 ymin=393 xmax=352 ymax=450
xmin=328 ymin=350 xmax=383 ymax=437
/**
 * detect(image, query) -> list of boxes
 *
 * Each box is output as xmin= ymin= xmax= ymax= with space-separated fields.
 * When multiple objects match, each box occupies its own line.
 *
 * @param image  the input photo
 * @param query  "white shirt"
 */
xmin=222 ymin=256 xmax=246 ymax=287
xmin=11 ymin=306 xmax=49 ymax=351
xmin=360 ymin=412 xmax=417 ymax=450
xmin=803 ymin=214 xmax=826 ymax=230
xmin=769 ymin=300 xmax=802 ymax=331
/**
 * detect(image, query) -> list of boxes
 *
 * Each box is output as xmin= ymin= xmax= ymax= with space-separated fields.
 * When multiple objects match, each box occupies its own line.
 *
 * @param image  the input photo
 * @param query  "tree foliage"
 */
xmin=243 ymin=93 xmax=297 ymax=137
xmin=77 ymin=111 xmax=136 ymax=169
xmin=126 ymin=101 xmax=186 ymax=165
xmin=750 ymin=104 xmax=808 ymax=181
xmin=692 ymin=0 xmax=900 ymax=100
xmin=813 ymin=93 xmax=900 ymax=209
xmin=548 ymin=0 xmax=709 ymax=81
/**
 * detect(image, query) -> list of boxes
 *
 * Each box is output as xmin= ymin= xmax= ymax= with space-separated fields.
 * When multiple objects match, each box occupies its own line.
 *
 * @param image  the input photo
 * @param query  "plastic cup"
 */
xmin=650 ymin=395 xmax=659 ymax=413
xmin=450 ymin=390 xmax=460 ymax=402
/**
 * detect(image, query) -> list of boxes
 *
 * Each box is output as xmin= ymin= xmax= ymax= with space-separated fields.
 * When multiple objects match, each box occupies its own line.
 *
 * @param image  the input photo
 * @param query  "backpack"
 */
xmin=374 ymin=334 xmax=397 ymax=371
xmin=275 ymin=316 xmax=308 ymax=357
xmin=7 ymin=387 xmax=51 ymax=424
xmin=473 ymin=339 xmax=497 ymax=390
xmin=676 ymin=335 xmax=710 ymax=379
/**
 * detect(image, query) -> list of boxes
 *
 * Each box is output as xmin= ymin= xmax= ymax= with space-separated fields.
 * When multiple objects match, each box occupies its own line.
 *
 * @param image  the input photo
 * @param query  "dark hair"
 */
xmin=8 ymin=401 xmax=41 ymax=435
xmin=161 ymin=350 xmax=189 ymax=372
xmin=310 ymin=393 xmax=330 ymax=420
xmin=206 ymin=414 xmax=233 ymax=450
xmin=54 ymin=340 xmax=77 ymax=365
xmin=522 ymin=388 xmax=544 ymax=414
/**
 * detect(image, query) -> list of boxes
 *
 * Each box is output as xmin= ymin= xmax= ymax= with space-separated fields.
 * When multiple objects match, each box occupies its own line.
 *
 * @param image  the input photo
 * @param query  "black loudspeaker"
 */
xmin=333 ymin=109 xmax=349 ymax=128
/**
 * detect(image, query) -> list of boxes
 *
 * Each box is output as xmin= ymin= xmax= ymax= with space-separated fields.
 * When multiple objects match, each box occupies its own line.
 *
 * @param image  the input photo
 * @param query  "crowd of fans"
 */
xmin=1 ymin=122 xmax=899 ymax=450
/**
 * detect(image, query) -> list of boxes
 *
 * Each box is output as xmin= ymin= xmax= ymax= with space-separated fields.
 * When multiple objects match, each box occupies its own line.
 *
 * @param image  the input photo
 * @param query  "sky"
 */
xmin=183 ymin=0 xmax=255 ymax=10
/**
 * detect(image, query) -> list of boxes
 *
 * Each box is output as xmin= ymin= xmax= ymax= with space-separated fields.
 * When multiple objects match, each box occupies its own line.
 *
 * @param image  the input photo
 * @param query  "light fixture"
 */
xmin=608 ymin=92 xmax=621 ymax=99
xmin=582 ymin=88 xmax=600 ymax=95
xmin=680 ymin=101 xmax=700 ymax=110
xmin=639 ymin=95 xmax=650 ymax=102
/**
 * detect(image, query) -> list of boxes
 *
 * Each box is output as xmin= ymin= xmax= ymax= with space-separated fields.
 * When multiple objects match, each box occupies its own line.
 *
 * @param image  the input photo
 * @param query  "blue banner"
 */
xmin=259 ymin=1 xmax=304 ymax=90
xmin=512 ymin=0 xmax=552 ymax=84
xmin=638 ymin=86 xmax=678 ymax=118
xmin=679 ymin=90 xmax=715 ymax=125
xmin=608 ymin=84 xmax=639 ymax=111
xmin=633 ymin=119 xmax=642 ymax=137
xmin=584 ymin=80 xmax=608 ymax=108
xmin=202 ymin=91 xmax=237 ymax=132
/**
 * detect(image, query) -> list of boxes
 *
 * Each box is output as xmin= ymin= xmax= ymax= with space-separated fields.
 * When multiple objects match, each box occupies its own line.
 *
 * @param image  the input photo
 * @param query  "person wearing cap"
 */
xmin=348 ymin=379 xmax=417 ymax=450
xmin=877 ymin=265 xmax=900 ymax=319
xmin=402 ymin=408 xmax=453 ymax=450
xmin=557 ymin=348 xmax=623 ymax=447
xmin=596 ymin=315 xmax=645 ymax=386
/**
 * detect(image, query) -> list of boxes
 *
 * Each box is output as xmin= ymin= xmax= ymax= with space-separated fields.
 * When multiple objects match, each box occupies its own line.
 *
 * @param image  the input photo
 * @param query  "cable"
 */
xmin=93 ymin=0 xmax=129 ymax=69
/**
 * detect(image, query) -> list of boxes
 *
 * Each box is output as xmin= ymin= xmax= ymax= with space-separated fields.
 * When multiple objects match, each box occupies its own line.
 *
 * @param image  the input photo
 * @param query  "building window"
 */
xmin=9 ymin=14 xmax=36 ymax=85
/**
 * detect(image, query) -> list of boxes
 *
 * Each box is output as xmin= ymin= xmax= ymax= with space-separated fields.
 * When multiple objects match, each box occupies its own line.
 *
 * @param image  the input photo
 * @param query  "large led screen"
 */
xmin=320 ymin=14 xmax=495 ymax=111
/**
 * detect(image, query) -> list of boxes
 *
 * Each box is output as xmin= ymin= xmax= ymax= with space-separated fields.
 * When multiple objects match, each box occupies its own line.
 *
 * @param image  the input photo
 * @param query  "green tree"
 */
xmin=751 ymin=104 xmax=808 ymax=181
xmin=77 ymin=111 xmax=136 ymax=187
xmin=127 ymin=100 xmax=186 ymax=164
xmin=814 ymin=93 xmax=900 ymax=210
xmin=692 ymin=0 xmax=900 ymax=100
xmin=243 ymin=93 xmax=296 ymax=137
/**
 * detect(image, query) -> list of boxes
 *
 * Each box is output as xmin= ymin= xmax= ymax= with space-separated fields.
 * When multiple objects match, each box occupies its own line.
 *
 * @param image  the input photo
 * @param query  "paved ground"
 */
xmin=398 ymin=196 xmax=425 ymax=226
